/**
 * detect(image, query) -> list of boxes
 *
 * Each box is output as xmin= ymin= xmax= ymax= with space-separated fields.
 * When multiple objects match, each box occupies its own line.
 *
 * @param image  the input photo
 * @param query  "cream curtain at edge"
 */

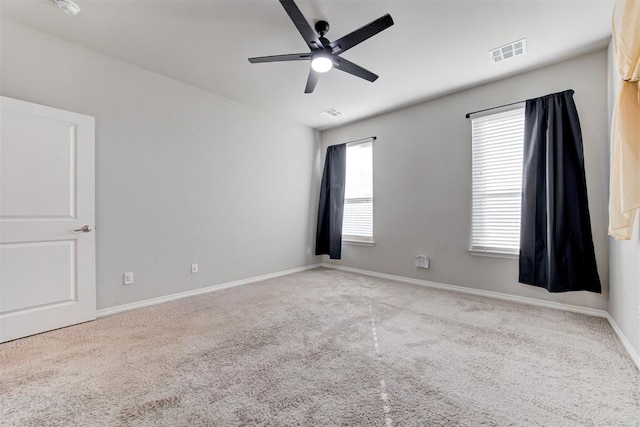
xmin=609 ymin=0 xmax=640 ymax=240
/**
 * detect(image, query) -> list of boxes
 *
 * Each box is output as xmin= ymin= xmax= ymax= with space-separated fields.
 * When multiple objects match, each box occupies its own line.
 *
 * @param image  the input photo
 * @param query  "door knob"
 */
xmin=74 ymin=225 xmax=92 ymax=233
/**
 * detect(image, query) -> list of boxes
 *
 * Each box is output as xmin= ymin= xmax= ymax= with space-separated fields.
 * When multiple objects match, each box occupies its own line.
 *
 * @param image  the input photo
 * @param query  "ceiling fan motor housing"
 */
xmin=314 ymin=20 xmax=330 ymax=36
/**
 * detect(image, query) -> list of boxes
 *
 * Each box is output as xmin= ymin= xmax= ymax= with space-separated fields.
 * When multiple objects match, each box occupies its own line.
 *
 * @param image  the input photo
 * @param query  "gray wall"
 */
xmin=1 ymin=20 xmax=318 ymax=310
xmin=1 ymin=19 xmax=617 ymax=317
xmin=607 ymin=42 xmax=640 ymax=354
xmin=320 ymin=50 xmax=609 ymax=311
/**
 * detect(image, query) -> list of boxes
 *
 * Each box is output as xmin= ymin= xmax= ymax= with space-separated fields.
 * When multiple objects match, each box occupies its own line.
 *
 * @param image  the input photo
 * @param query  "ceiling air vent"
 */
xmin=489 ymin=38 xmax=527 ymax=63
xmin=320 ymin=108 xmax=343 ymax=118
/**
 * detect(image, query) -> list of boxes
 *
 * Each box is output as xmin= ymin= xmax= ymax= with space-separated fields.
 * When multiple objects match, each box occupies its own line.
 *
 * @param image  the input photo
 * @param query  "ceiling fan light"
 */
xmin=311 ymin=56 xmax=333 ymax=73
xmin=55 ymin=0 xmax=81 ymax=16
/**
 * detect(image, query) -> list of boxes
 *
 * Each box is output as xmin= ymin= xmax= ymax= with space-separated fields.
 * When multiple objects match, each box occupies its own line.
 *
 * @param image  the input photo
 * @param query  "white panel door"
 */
xmin=0 ymin=96 xmax=96 ymax=343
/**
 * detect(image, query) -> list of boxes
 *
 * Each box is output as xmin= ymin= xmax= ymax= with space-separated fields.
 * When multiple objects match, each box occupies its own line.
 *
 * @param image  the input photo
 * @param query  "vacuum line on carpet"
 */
xmin=369 ymin=304 xmax=393 ymax=427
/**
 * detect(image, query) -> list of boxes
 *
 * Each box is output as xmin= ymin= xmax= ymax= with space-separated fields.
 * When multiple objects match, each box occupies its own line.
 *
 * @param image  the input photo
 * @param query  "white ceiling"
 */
xmin=1 ymin=0 xmax=614 ymax=130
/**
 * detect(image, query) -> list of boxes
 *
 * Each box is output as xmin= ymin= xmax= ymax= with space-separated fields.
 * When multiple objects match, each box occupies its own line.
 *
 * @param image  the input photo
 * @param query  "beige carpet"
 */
xmin=1 ymin=268 xmax=639 ymax=426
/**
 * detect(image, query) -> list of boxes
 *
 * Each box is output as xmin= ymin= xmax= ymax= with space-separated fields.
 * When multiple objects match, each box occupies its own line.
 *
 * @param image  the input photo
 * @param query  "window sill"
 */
xmin=343 ymin=238 xmax=375 ymax=247
xmin=469 ymin=249 xmax=518 ymax=259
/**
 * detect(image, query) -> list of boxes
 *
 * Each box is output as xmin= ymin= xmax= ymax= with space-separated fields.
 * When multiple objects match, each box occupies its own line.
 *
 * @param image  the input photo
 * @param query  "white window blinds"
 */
xmin=470 ymin=106 xmax=525 ymax=254
xmin=343 ymin=140 xmax=373 ymax=242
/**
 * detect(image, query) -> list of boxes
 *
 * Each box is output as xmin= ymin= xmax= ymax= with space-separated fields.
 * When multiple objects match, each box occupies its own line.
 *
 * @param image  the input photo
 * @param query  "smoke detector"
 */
xmin=54 ymin=0 xmax=81 ymax=16
xmin=490 ymin=39 xmax=526 ymax=63
xmin=319 ymin=108 xmax=342 ymax=118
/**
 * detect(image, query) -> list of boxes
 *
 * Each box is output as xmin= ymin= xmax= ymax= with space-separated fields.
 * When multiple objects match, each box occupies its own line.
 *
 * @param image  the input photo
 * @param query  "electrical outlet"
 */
xmin=191 ymin=263 xmax=199 ymax=274
xmin=306 ymin=246 xmax=311 ymax=255
xmin=414 ymin=255 xmax=430 ymax=269
xmin=123 ymin=272 xmax=134 ymax=285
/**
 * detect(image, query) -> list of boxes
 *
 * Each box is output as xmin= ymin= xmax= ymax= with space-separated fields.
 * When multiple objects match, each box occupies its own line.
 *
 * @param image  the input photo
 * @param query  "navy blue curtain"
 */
xmin=315 ymin=144 xmax=347 ymax=259
xmin=519 ymin=90 xmax=601 ymax=293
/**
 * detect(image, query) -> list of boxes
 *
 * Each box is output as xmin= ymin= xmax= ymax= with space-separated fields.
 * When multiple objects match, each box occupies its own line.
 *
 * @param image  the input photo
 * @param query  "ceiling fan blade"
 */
xmin=279 ymin=0 xmax=322 ymax=49
xmin=333 ymin=57 xmax=378 ymax=82
xmin=330 ymin=14 xmax=394 ymax=55
xmin=305 ymin=70 xmax=320 ymax=93
xmin=248 ymin=53 xmax=310 ymax=63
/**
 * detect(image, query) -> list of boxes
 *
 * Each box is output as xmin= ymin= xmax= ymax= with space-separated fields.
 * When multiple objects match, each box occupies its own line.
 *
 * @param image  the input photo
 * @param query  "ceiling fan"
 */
xmin=248 ymin=0 xmax=394 ymax=94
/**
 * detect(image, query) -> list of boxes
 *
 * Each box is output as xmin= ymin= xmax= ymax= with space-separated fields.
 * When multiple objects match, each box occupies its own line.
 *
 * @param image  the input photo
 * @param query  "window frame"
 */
xmin=469 ymin=104 xmax=525 ymax=258
xmin=342 ymin=139 xmax=374 ymax=245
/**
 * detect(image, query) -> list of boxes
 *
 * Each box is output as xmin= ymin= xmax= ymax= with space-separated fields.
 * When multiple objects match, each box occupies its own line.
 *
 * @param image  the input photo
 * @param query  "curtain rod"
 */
xmin=344 ymin=136 xmax=377 ymax=145
xmin=465 ymin=89 xmax=575 ymax=119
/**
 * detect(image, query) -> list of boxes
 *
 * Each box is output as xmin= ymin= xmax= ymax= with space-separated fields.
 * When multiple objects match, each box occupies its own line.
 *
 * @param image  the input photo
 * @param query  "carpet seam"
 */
xmin=369 ymin=303 xmax=393 ymax=427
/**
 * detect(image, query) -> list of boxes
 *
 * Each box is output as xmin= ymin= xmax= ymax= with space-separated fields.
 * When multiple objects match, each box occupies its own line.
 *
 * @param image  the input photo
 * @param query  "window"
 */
xmin=470 ymin=106 xmax=525 ymax=255
xmin=342 ymin=140 xmax=373 ymax=243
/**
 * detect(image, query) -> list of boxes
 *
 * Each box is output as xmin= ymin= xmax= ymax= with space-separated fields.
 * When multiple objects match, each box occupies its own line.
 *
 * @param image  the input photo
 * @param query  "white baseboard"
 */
xmin=97 ymin=264 xmax=322 ymax=318
xmin=606 ymin=314 xmax=640 ymax=371
xmin=321 ymin=263 xmax=607 ymax=318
